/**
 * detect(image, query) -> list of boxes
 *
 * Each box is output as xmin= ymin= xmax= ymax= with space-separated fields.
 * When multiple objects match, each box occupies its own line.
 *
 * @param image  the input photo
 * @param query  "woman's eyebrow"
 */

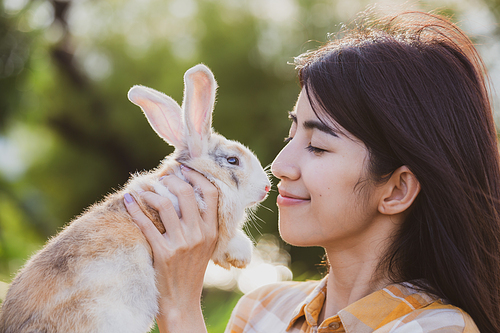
xmin=288 ymin=110 xmax=338 ymax=137
xmin=303 ymin=119 xmax=338 ymax=137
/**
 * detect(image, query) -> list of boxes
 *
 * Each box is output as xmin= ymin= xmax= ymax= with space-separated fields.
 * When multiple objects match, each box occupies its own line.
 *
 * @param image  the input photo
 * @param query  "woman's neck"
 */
xmin=324 ymin=258 xmax=388 ymax=316
xmin=318 ymin=233 xmax=394 ymax=323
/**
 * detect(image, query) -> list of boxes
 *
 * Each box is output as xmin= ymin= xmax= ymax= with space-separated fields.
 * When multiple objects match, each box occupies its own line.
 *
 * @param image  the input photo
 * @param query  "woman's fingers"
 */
xmin=124 ymin=168 xmax=219 ymax=259
xmin=159 ymin=174 xmax=200 ymax=230
xmin=123 ymin=193 xmax=166 ymax=250
xmin=137 ymin=191 xmax=186 ymax=244
xmin=167 ymin=169 xmax=219 ymax=252
xmin=157 ymin=168 xmax=218 ymax=240
xmin=180 ymin=166 xmax=219 ymax=231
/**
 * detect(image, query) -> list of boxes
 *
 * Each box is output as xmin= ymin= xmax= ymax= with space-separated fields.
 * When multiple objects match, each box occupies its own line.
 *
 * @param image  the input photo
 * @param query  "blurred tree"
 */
xmin=485 ymin=0 xmax=500 ymax=20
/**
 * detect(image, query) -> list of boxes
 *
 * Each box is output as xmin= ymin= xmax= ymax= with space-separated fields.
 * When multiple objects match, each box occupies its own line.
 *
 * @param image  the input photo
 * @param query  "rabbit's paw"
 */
xmin=213 ymin=230 xmax=252 ymax=269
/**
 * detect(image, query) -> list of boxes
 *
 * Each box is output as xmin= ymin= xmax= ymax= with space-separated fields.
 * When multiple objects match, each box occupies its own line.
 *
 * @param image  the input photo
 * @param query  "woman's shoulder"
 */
xmin=224 ymin=279 xmax=325 ymax=333
xmin=233 ymin=278 xmax=324 ymax=316
xmin=376 ymin=300 xmax=479 ymax=333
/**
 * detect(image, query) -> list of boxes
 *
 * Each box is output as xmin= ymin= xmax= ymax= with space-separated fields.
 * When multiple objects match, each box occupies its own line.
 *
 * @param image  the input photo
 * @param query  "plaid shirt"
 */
xmin=225 ymin=277 xmax=479 ymax=333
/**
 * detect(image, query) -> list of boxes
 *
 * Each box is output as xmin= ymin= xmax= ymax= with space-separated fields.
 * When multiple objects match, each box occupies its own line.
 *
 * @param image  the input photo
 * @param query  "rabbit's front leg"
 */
xmin=213 ymin=229 xmax=252 ymax=269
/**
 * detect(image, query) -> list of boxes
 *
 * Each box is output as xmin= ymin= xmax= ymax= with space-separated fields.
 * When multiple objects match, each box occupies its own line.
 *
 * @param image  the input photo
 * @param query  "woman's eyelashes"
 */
xmin=306 ymin=144 xmax=327 ymax=155
xmin=283 ymin=136 xmax=327 ymax=155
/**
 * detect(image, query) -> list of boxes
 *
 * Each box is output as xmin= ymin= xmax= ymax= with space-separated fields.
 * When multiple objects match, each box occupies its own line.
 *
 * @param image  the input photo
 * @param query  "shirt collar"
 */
xmin=287 ymin=277 xmax=438 ymax=332
xmin=288 ymin=276 xmax=328 ymax=330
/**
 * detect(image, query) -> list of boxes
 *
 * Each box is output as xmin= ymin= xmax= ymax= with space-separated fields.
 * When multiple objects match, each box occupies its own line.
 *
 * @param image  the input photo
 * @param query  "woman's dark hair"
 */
xmin=295 ymin=10 xmax=500 ymax=332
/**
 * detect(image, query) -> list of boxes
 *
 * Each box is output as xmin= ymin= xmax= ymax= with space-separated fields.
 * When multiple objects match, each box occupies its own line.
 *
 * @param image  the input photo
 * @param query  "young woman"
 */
xmin=124 ymin=10 xmax=500 ymax=333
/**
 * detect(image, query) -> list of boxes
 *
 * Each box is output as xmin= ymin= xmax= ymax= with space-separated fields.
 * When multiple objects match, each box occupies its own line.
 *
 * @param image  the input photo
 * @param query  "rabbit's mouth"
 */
xmin=248 ymin=186 xmax=271 ymax=206
xmin=259 ymin=186 xmax=271 ymax=201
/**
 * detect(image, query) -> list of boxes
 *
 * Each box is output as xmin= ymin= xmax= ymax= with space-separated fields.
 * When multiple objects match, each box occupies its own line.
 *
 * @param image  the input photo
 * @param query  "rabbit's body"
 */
xmin=0 ymin=192 xmax=158 ymax=333
xmin=0 ymin=65 xmax=271 ymax=333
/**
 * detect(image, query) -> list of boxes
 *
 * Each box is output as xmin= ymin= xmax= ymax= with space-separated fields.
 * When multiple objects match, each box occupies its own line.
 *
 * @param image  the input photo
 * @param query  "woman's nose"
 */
xmin=271 ymin=143 xmax=300 ymax=181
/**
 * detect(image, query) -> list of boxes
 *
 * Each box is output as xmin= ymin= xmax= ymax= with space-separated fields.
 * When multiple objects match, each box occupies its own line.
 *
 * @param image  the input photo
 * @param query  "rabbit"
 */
xmin=0 ymin=64 xmax=272 ymax=333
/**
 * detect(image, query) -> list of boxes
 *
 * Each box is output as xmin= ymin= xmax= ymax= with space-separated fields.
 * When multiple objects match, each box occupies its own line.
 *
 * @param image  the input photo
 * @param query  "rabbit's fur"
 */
xmin=0 ymin=64 xmax=271 ymax=333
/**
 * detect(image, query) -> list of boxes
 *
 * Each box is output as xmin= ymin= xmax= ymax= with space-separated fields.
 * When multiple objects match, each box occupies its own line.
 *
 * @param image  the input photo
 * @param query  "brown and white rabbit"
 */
xmin=0 ymin=64 xmax=271 ymax=333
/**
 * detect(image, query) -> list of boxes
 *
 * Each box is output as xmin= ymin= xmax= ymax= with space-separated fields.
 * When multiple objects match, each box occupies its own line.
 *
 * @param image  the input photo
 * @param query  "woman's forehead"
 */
xmin=293 ymin=89 xmax=349 ymax=136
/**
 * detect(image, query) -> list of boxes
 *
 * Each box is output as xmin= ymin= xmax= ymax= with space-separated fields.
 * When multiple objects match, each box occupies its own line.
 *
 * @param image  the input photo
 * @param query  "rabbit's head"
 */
xmin=127 ymin=64 xmax=271 ymax=211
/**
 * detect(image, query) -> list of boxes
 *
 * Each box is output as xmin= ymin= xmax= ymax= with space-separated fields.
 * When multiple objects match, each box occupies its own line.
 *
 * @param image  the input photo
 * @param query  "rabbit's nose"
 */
xmin=256 ymin=185 xmax=271 ymax=202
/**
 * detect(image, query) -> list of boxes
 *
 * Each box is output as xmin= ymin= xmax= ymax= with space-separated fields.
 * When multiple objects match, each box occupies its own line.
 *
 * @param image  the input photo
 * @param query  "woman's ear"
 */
xmin=378 ymin=166 xmax=421 ymax=215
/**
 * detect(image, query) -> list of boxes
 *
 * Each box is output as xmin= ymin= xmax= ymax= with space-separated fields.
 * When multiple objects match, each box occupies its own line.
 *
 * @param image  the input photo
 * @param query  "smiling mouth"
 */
xmin=276 ymin=189 xmax=310 ymax=206
xmin=278 ymin=188 xmax=308 ymax=200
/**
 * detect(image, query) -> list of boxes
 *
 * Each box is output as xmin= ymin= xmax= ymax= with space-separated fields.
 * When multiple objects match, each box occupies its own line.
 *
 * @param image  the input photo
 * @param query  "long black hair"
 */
xmin=295 ymin=11 xmax=500 ymax=332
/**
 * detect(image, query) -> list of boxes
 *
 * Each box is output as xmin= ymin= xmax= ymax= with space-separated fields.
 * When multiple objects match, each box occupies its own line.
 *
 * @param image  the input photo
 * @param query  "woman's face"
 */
xmin=271 ymin=89 xmax=382 ymax=250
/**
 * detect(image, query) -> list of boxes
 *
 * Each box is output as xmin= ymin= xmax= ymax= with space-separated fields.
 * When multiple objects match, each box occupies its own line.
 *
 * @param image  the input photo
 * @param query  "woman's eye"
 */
xmin=283 ymin=136 xmax=293 ymax=144
xmin=227 ymin=156 xmax=239 ymax=165
xmin=306 ymin=144 xmax=326 ymax=155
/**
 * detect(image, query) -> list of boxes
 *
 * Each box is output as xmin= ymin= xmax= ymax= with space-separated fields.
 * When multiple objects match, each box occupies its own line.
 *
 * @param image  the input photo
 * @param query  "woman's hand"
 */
xmin=123 ymin=166 xmax=219 ymax=333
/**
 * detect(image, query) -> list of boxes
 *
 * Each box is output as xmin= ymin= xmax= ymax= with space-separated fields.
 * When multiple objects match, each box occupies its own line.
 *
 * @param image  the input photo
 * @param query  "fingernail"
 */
xmin=181 ymin=164 xmax=193 ymax=171
xmin=124 ymin=193 xmax=134 ymax=204
xmin=159 ymin=176 xmax=166 ymax=181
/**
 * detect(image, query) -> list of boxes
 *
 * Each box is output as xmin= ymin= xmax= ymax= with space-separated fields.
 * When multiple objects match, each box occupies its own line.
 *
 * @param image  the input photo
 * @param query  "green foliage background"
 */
xmin=1 ymin=0 xmax=499 ymax=331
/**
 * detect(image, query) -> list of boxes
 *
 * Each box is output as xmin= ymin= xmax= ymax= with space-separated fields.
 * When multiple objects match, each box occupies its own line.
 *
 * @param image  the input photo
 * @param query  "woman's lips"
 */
xmin=276 ymin=189 xmax=310 ymax=206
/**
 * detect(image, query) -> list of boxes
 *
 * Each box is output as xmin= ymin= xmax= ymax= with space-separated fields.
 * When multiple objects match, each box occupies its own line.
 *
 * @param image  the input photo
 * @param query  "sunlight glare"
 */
xmin=168 ymin=0 xmax=197 ymax=19
xmin=3 ymin=0 xmax=29 ymax=15
xmin=28 ymin=0 xmax=54 ymax=30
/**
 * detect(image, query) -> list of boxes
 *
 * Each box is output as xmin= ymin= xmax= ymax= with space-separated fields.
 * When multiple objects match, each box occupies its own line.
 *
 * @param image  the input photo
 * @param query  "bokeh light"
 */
xmin=204 ymin=234 xmax=293 ymax=294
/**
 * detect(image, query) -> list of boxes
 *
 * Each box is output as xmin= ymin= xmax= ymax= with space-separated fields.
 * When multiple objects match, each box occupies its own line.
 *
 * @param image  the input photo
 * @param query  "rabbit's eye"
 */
xmin=227 ymin=157 xmax=239 ymax=166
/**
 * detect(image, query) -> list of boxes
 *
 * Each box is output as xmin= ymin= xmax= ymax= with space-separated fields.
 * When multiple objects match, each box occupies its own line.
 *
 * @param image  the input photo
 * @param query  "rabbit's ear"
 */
xmin=128 ymin=85 xmax=184 ymax=148
xmin=182 ymin=64 xmax=217 ymax=158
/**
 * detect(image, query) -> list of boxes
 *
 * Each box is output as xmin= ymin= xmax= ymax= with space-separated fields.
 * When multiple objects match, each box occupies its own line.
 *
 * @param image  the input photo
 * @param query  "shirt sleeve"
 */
xmin=224 ymin=281 xmax=312 ymax=333
xmin=224 ymin=284 xmax=279 ymax=333
xmin=224 ymin=293 xmax=250 ymax=333
xmin=378 ymin=306 xmax=479 ymax=333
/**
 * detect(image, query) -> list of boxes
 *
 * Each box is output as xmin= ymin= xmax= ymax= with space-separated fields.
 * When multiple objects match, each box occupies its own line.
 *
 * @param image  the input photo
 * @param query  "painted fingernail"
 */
xmin=124 ymin=193 xmax=134 ymax=204
xmin=181 ymin=164 xmax=193 ymax=171
xmin=159 ymin=176 xmax=166 ymax=181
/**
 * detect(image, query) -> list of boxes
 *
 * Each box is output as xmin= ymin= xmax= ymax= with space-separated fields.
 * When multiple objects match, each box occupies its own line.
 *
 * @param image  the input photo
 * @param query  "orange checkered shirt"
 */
xmin=225 ymin=277 xmax=478 ymax=333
